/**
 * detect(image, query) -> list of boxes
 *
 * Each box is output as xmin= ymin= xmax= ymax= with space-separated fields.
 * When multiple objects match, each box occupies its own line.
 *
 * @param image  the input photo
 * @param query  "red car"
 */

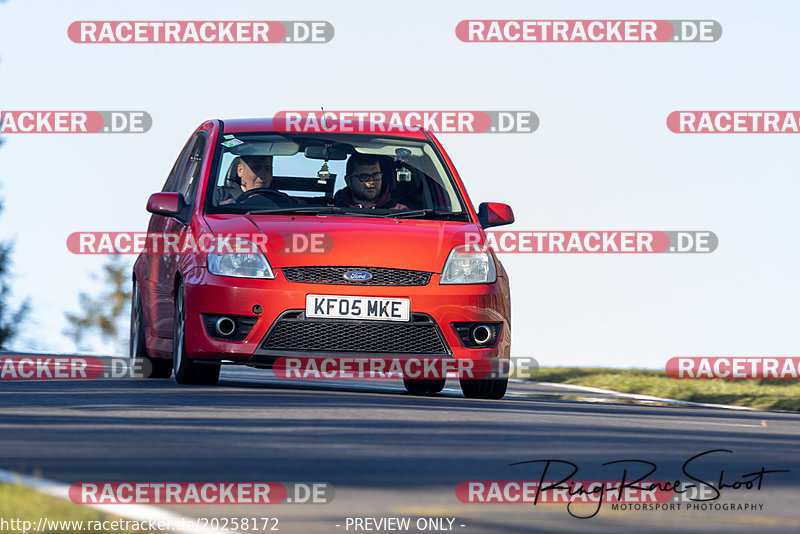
xmin=131 ymin=118 xmax=514 ymax=399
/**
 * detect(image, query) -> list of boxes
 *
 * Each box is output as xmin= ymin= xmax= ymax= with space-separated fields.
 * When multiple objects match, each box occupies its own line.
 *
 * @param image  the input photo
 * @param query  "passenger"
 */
xmin=334 ymin=154 xmax=407 ymax=209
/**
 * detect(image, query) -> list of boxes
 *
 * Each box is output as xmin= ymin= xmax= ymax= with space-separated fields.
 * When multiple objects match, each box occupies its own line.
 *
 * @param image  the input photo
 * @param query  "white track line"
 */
xmin=514 ymin=381 xmax=759 ymax=411
xmin=0 ymin=469 xmax=237 ymax=534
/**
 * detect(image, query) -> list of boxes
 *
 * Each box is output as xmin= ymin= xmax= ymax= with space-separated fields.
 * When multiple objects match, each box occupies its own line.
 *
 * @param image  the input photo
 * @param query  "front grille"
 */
xmin=282 ymin=266 xmax=431 ymax=286
xmin=260 ymin=312 xmax=449 ymax=355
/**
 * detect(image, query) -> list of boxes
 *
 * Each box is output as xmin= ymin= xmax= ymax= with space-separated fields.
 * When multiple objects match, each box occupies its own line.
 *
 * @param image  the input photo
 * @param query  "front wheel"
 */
xmin=173 ymin=282 xmax=220 ymax=385
xmin=459 ymin=376 xmax=508 ymax=400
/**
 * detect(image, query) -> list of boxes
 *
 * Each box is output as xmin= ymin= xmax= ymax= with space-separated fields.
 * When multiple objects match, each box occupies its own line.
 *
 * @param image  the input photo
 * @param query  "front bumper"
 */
xmin=182 ymin=266 xmax=511 ymax=363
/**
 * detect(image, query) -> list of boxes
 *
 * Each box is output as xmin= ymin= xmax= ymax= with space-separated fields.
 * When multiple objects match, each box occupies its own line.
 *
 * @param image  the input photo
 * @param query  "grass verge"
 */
xmin=530 ymin=367 xmax=800 ymax=411
xmin=0 ymin=483 xmax=150 ymax=533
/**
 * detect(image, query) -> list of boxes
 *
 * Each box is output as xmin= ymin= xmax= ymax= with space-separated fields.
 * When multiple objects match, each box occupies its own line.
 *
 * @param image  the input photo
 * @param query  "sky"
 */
xmin=1 ymin=0 xmax=799 ymax=368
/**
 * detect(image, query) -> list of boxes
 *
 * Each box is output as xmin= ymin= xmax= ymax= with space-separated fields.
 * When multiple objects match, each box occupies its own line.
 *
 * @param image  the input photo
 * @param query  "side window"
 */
xmin=168 ymin=132 xmax=208 ymax=203
xmin=162 ymin=137 xmax=193 ymax=193
xmin=179 ymin=134 xmax=207 ymax=202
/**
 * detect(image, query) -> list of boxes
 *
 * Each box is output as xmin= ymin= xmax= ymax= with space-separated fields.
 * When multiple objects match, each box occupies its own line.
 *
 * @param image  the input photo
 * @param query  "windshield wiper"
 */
xmin=384 ymin=210 xmax=466 ymax=220
xmin=245 ymin=206 xmax=381 ymax=217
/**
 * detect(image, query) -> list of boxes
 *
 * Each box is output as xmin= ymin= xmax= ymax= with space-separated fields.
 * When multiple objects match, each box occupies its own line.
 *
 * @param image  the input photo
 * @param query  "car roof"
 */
xmin=220 ymin=118 xmax=431 ymax=140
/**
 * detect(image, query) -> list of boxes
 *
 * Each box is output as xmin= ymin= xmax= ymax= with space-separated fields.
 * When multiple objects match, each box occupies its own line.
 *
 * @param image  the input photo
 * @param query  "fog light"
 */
xmin=452 ymin=322 xmax=501 ymax=348
xmin=215 ymin=317 xmax=236 ymax=337
xmin=471 ymin=324 xmax=495 ymax=346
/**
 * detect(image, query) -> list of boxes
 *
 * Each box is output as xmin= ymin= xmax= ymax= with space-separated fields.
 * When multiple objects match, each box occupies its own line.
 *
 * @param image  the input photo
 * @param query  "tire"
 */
xmin=130 ymin=280 xmax=172 ymax=378
xmin=172 ymin=281 xmax=220 ymax=385
xmin=459 ymin=376 xmax=508 ymax=400
xmin=403 ymin=377 xmax=446 ymax=395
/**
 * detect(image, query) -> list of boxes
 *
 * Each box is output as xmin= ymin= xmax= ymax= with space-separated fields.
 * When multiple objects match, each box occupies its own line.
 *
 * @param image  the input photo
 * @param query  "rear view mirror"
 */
xmin=304 ymin=144 xmax=349 ymax=160
xmin=477 ymin=202 xmax=514 ymax=229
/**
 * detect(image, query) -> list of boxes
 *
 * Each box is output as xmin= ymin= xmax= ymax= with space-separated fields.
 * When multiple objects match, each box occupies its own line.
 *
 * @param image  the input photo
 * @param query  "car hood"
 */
xmin=203 ymin=214 xmax=480 ymax=272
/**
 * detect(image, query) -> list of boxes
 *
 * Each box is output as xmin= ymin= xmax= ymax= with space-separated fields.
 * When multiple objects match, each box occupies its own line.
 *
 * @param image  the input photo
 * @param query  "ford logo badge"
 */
xmin=343 ymin=270 xmax=373 ymax=281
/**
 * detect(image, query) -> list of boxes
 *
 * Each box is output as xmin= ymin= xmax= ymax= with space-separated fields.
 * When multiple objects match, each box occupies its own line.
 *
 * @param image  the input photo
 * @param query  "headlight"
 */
xmin=207 ymin=237 xmax=274 ymax=279
xmin=441 ymin=245 xmax=497 ymax=284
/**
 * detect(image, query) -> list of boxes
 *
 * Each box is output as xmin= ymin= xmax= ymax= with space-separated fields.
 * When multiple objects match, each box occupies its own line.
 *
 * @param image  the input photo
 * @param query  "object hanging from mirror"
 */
xmin=396 ymin=166 xmax=412 ymax=182
xmin=317 ymin=161 xmax=331 ymax=184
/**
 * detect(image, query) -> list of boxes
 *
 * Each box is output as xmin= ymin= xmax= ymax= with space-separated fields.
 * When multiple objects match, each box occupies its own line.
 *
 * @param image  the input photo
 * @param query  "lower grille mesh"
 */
xmin=261 ymin=313 xmax=448 ymax=354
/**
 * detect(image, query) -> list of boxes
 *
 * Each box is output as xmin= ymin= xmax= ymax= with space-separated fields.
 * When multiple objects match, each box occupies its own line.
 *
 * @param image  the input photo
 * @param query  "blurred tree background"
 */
xmin=64 ymin=256 xmax=133 ymax=353
xmin=0 ymin=137 xmax=31 ymax=350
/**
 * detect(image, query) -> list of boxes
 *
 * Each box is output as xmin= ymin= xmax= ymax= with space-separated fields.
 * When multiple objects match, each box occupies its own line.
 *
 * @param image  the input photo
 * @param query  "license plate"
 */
xmin=305 ymin=295 xmax=410 ymax=322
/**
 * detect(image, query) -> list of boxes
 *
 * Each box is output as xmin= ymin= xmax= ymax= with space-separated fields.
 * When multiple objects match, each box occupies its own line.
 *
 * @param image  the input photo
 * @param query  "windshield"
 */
xmin=206 ymin=132 xmax=468 ymax=220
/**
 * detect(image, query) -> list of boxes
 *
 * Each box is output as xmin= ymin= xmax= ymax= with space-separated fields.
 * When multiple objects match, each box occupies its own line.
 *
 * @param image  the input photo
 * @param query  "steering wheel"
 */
xmin=236 ymin=188 xmax=298 ymax=205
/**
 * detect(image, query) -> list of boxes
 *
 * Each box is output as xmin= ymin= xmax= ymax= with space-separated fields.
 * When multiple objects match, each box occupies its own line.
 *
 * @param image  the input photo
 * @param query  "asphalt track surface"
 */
xmin=1 ymin=360 xmax=800 ymax=533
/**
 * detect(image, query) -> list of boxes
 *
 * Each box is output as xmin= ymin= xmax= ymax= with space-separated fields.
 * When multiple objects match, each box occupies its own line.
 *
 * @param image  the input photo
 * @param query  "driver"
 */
xmin=334 ymin=154 xmax=407 ymax=210
xmin=238 ymin=155 xmax=274 ymax=191
xmin=218 ymin=155 xmax=275 ymax=205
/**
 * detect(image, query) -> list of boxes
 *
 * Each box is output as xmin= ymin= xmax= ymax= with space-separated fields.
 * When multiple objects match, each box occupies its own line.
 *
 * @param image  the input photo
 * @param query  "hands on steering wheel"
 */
xmin=236 ymin=188 xmax=298 ymax=205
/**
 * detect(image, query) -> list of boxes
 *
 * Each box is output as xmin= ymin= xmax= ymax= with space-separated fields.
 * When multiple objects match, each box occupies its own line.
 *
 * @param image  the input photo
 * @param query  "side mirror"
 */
xmin=477 ymin=202 xmax=515 ymax=229
xmin=146 ymin=192 xmax=188 ymax=221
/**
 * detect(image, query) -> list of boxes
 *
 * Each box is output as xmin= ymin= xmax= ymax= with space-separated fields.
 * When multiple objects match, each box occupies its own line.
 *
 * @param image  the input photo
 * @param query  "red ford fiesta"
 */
xmin=131 ymin=118 xmax=514 ymax=398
